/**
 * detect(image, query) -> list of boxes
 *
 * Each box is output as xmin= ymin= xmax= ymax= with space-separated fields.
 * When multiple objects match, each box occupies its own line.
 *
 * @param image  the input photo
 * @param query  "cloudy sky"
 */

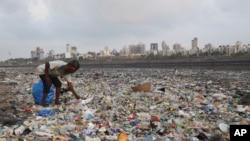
xmin=0 ymin=0 xmax=249 ymax=61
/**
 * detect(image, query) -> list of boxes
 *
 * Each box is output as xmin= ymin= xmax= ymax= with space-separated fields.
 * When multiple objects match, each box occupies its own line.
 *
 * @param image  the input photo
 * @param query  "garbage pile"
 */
xmin=1 ymin=68 xmax=250 ymax=141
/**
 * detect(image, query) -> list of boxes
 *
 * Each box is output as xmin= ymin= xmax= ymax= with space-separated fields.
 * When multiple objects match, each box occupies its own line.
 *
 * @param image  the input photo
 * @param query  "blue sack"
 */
xmin=32 ymin=80 xmax=55 ymax=105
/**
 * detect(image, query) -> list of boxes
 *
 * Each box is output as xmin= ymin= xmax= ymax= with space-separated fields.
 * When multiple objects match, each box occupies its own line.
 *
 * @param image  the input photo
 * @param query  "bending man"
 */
xmin=36 ymin=60 xmax=80 ymax=106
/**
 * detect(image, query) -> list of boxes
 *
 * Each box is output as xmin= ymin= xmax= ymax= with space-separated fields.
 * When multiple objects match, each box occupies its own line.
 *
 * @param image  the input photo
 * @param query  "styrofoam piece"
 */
xmin=218 ymin=123 xmax=229 ymax=132
xmin=236 ymin=105 xmax=248 ymax=112
xmin=66 ymin=99 xmax=81 ymax=105
xmin=212 ymin=93 xmax=227 ymax=100
xmin=82 ymin=96 xmax=94 ymax=105
xmin=34 ymin=131 xmax=54 ymax=137
xmin=105 ymin=135 xmax=117 ymax=140
xmin=85 ymin=136 xmax=101 ymax=141
xmin=13 ymin=125 xmax=26 ymax=135
xmin=87 ymin=122 xmax=95 ymax=129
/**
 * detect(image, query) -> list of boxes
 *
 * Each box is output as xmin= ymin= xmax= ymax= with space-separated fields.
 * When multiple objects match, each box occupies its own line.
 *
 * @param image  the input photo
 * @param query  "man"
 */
xmin=36 ymin=60 xmax=81 ymax=106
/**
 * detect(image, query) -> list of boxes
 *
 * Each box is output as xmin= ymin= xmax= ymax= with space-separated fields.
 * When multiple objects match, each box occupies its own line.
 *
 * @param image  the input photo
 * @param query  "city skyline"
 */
xmin=1 ymin=0 xmax=250 ymax=61
xmin=30 ymin=38 xmax=250 ymax=61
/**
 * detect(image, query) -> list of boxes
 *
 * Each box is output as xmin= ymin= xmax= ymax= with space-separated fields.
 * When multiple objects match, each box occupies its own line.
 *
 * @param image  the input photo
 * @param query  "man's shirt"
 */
xmin=36 ymin=60 xmax=72 ymax=82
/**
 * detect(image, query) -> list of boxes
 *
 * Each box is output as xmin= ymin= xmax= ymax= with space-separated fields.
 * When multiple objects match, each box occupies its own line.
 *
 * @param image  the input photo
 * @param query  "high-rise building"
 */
xmin=30 ymin=47 xmax=44 ymax=60
xmin=173 ymin=43 xmax=183 ymax=53
xmin=71 ymin=46 xmax=77 ymax=54
xmin=66 ymin=44 xmax=72 ymax=52
xmin=150 ymin=43 xmax=158 ymax=51
xmin=65 ymin=44 xmax=77 ymax=58
xmin=103 ymin=46 xmax=110 ymax=56
xmin=111 ymin=49 xmax=119 ymax=56
xmin=47 ymin=50 xmax=55 ymax=59
xmin=150 ymin=43 xmax=158 ymax=55
xmin=162 ymin=41 xmax=170 ymax=56
xmin=120 ymin=46 xmax=129 ymax=56
xmin=192 ymin=37 xmax=198 ymax=49
xmin=235 ymin=41 xmax=243 ymax=53
xmin=129 ymin=43 xmax=146 ymax=55
xmin=203 ymin=43 xmax=213 ymax=54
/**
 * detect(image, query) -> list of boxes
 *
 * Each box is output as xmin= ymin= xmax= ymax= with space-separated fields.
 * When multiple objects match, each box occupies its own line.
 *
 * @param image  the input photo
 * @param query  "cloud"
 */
xmin=95 ymin=0 xmax=200 ymax=24
xmin=0 ymin=0 xmax=249 ymax=61
xmin=28 ymin=0 xmax=50 ymax=22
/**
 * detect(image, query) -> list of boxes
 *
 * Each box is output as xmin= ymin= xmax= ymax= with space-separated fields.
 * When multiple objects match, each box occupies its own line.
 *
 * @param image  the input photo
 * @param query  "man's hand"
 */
xmin=75 ymin=95 xmax=81 ymax=99
xmin=67 ymin=81 xmax=81 ymax=100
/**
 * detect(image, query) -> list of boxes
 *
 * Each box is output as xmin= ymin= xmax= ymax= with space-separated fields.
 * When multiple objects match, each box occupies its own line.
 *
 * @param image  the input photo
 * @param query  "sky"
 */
xmin=0 ymin=0 xmax=249 ymax=61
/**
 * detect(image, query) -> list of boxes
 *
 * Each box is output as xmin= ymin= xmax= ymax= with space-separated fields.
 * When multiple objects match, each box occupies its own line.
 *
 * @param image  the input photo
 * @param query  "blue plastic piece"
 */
xmin=69 ymin=133 xmax=81 ymax=141
xmin=86 ymin=113 xmax=93 ymax=120
xmin=143 ymin=134 xmax=154 ymax=141
xmin=38 ymin=109 xmax=55 ymax=116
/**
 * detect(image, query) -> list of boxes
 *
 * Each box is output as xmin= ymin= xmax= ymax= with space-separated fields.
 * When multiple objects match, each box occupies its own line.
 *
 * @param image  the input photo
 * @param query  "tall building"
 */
xmin=103 ymin=46 xmax=111 ymax=56
xmin=65 ymin=44 xmax=77 ymax=58
xmin=30 ymin=47 xmax=44 ymax=60
xmin=173 ymin=43 xmax=183 ymax=53
xmin=235 ymin=41 xmax=243 ymax=53
xmin=120 ymin=46 xmax=129 ymax=56
xmin=226 ymin=45 xmax=234 ymax=55
xmin=203 ymin=43 xmax=213 ymax=54
xmin=111 ymin=49 xmax=119 ymax=56
xmin=71 ymin=46 xmax=77 ymax=54
xmin=218 ymin=45 xmax=227 ymax=54
xmin=129 ymin=43 xmax=146 ymax=55
xmin=47 ymin=50 xmax=55 ymax=59
xmin=162 ymin=41 xmax=170 ymax=56
xmin=66 ymin=44 xmax=72 ymax=52
xmin=150 ymin=43 xmax=158 ymax=55
xmin=192 ymin=37 xmax=198 ymax=49
xmin=150 ymin=43 xmax=158 ymax=50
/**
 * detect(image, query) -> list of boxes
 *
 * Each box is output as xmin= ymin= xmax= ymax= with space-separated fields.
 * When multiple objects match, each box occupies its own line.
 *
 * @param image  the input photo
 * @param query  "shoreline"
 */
xmin=1 ymin=58 xmax=250 ymax=71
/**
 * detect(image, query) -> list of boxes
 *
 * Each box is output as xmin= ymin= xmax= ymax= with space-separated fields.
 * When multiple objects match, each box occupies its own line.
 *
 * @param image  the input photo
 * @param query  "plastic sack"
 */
xmin=32 ymin=80 xmax=55 ymax=105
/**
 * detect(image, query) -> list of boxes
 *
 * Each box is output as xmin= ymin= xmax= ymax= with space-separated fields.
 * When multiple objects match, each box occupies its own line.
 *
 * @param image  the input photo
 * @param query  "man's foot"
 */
xmin=55 ymin=100 xmax=60 ymax=105
xmin=42 ymin=104 xmax=50 ymax=107
xmin=39 ymin=102 xmax=49 ymax=107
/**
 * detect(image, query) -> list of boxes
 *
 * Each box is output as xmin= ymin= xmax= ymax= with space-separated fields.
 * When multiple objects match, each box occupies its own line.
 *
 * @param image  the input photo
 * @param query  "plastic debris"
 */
xmin=1 ymin=68 xmax=250 ymax=140
xmin=38 ymin=109 xmax=55 ymax=116
xmin=218 ymin=123 xmax=229 ymax=132
xmin=131 ymin=82 xmax=151 ymax=92
xmin=117 ymin=131 xmax=128 ymax=141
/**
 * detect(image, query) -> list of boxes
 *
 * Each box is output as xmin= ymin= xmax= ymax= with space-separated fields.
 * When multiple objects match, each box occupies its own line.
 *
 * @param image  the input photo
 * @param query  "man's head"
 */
xmin=65 ymin=60 xmax=80 ymax=73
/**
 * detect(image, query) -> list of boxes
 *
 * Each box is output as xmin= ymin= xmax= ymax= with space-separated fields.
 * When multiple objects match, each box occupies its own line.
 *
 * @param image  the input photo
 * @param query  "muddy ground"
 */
xmin=0 ymin=77 xmax=33 ymax=126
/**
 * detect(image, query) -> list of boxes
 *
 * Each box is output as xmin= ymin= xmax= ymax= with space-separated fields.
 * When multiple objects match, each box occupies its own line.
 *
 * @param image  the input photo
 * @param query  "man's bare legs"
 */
xmin=55 ymin=87 xmax=61 ymax=105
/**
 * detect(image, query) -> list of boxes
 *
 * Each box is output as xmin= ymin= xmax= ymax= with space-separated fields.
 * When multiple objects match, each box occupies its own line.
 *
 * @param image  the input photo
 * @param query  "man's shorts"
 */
xmin=39 ymin=74 xmax=62 ymax=93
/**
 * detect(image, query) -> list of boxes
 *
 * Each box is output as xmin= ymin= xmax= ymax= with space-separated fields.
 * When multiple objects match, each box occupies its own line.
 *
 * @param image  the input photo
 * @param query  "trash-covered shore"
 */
xmin=1 ymin=68 xmax=250 ymax=141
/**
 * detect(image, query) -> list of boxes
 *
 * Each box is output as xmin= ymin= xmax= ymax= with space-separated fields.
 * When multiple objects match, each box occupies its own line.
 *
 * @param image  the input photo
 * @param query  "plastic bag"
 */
xmin=32 ymin=80 xmax=55 ymax=105
xmin=38 ymin=109 xmax=55 ymax=116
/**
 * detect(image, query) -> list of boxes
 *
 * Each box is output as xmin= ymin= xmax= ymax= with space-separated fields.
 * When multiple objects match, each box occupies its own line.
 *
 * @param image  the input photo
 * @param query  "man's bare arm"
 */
xmin=67 ymin=81 xmax=80 ymax=99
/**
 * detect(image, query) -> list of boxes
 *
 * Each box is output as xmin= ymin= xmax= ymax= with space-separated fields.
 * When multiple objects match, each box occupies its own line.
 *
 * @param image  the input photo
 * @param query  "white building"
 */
xmin=103 ymin=46 xmax=111 ymax=56
xmin=120 ymin=46 xmax=129 ymax=56
xmin=30 ymin=47 xmax=44 ymax=60
xmin=162 ymin=41 xmax=170 ymax=56
xmin=65 ymin=44 xmax=78 ymax=58
xmin=173 ymin=43 xmax=185 ymax=54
